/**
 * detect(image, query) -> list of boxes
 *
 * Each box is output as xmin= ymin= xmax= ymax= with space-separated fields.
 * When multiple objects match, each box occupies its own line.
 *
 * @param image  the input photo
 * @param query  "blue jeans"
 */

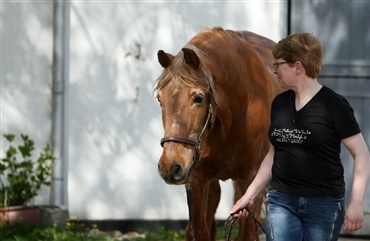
xmin=265 ymin=187 xmax=345 ymax=241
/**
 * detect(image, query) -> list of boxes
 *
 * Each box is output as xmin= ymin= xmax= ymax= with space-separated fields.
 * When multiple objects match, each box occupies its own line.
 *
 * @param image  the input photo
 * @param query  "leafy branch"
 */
xmin=0 ymin=134 xmax=56 ymax=207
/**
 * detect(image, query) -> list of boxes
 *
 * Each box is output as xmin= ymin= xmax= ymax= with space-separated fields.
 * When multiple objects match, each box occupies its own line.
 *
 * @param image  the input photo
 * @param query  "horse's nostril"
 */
xmin=174 ymin=164 xmax=182 ymax=173
xmin=171 ymin=164 xmax=184 ymax=181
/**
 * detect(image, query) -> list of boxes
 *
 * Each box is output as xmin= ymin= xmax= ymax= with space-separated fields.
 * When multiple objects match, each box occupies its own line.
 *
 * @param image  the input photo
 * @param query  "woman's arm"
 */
xmin=230 ymin=144 xmax=274 ymax=217
xmin=342 ymin=133 xmax=370 ymax=232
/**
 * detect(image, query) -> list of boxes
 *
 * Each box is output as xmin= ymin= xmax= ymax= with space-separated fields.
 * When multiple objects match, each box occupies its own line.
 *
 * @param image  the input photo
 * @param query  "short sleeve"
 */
xmin=332 ymin=96 xmax=361 ymax=140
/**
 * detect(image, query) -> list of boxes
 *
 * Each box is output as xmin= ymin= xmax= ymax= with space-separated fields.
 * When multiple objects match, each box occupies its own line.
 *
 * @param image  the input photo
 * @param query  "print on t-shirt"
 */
xmin=271 ymin=128 xmax=311 ymax=144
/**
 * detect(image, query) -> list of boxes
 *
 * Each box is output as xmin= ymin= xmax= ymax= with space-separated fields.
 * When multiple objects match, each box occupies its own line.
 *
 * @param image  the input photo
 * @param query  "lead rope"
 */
xmin=224 ymin=208 xmax=266 ymax=241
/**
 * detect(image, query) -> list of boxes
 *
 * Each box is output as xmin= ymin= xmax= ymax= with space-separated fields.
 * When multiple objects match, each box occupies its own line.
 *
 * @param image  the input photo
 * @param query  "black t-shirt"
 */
xmin=269 ymin=86 xmax=361 ymax=197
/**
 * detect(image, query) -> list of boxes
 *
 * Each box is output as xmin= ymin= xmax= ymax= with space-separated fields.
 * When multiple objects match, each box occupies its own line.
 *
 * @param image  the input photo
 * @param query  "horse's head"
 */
xmin=155 ymin=47 xmax=217 ymax=185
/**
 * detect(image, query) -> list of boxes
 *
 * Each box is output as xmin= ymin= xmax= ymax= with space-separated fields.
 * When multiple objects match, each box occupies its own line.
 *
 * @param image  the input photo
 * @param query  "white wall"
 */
xmin=1 ymin=1 xmax=54 ymax=203
xmin=1 ymin=1 xmax=284 ymax=220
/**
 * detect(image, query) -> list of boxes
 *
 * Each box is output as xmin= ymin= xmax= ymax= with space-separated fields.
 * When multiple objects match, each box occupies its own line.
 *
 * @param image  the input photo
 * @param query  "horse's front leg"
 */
xmin=185 ymin=178 xmax=221 ymax=241
xmin=205 ymin=179 xmax=221 ymax=241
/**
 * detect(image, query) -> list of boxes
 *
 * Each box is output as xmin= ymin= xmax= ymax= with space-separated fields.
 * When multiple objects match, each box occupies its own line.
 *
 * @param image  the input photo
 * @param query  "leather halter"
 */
xmin=160 ymin=85 xmax=216 ymax=163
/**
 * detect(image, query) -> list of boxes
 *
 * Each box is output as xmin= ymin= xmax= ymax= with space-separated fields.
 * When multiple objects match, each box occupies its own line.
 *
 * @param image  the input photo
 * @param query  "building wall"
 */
xmin=1 ymin=1 xmax=284 ymax=220
xmin=1 ymin=1 xmax=54 ymax=203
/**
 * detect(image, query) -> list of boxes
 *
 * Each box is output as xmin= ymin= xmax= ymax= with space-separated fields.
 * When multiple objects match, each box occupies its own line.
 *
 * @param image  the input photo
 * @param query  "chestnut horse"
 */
xmin=155 ymin=27 xmax=282 ymax=241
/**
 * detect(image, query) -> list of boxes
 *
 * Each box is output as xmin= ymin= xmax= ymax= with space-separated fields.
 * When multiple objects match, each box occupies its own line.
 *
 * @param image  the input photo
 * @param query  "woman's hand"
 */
xmin=344 ymin=201 xmax=364 ymax=232
xmin=230 ymin=192 xmax=254 ymax=218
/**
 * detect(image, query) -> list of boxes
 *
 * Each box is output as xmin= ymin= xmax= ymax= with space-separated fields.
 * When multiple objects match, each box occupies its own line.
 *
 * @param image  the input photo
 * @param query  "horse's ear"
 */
xmin=182 ymin=48 xmax=200 ymax=69
xmin=158 ymin=50 xmax=174 ymax=68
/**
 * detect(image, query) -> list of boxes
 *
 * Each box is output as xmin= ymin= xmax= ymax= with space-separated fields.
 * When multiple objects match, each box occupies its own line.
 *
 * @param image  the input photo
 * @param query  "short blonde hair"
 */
xmin=272 ymin=33 xmax=323 ymax=78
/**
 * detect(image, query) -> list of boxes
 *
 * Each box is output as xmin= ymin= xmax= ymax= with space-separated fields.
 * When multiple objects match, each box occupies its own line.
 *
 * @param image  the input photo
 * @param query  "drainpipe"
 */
xmin=286 ymin=0 xmax=292 ymax=36
xmin=51 ymin=0 xmax=70 ymax=207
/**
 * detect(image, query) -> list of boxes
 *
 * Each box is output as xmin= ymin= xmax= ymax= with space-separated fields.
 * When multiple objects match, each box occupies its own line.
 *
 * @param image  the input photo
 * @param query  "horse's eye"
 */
xmin=193 ymin=96 xmax=203 ymax=104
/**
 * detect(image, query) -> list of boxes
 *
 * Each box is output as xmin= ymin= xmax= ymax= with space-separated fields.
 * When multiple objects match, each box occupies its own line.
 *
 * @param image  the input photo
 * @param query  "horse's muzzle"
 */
xmin=158 ymin=162 xmax=189 ymax=185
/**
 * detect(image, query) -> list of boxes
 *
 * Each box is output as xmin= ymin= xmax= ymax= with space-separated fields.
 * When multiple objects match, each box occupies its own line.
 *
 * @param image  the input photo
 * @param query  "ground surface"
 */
xmin=256 ymin=235 xmax=368 ymax=241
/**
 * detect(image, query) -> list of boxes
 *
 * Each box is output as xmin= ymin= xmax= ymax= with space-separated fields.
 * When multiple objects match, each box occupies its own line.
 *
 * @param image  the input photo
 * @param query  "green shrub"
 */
xmin=0 ymin=134 xmax=56 ymax=207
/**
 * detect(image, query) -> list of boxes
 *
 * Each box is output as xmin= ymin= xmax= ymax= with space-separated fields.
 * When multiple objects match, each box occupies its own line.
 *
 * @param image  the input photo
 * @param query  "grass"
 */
xmin=0 ymin=222 xmax=113 ymax=241
xmin=0 ymin=222 xmax=185 ymax=241
xmin=0 ymin=220 xmax=237 ymax=241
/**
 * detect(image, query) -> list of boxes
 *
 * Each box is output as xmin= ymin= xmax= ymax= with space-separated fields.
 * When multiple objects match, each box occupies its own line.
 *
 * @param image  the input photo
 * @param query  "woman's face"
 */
xmin=273 ymin=59 xmax=296 ymax=89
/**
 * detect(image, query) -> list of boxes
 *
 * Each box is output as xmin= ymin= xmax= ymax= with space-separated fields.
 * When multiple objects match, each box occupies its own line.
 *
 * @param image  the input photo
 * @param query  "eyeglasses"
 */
xmin=273 ymin=61 xmax=289 ymax=71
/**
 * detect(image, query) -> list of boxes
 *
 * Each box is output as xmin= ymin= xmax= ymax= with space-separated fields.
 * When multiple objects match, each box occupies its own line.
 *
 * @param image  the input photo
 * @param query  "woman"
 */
xmin=230 ymin=33 xmax=370 ymax=240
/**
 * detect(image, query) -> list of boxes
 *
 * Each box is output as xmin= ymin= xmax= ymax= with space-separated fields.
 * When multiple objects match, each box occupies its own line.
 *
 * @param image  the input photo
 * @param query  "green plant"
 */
xmin=137 ymin=227 xmax=185 ymax=241
xmin=0 ymin=134 xmax=56 ymax=207
xmin=0 ymin=222 xmax=115 ymax=241
xmin=0 ymin=223 xmax=241 ymax=241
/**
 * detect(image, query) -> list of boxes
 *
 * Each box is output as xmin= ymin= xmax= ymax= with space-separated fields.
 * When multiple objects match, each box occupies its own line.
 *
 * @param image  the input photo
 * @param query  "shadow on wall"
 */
xmin=67 ymin=2 xmax=188 ymax=219
xmin=2 ymin=2 xmax=53 ymax=141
